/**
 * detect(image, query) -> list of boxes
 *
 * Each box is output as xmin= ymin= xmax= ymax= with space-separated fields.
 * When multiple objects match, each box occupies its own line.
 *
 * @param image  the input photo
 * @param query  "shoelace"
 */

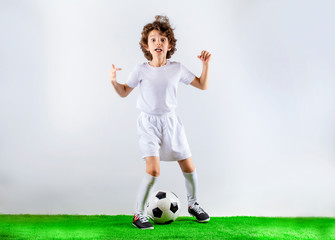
xmin=137 ymin=214 xmax=149 ymax=223
xmin=192 ymin=205 xmax=205 ymax=215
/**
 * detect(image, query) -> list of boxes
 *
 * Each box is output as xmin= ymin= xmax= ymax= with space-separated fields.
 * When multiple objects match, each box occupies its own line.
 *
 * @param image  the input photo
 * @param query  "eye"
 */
xmin=161 ymin=38 xmax=166 ymax=42
xmin=151 ymin=38 xmax=155 ymax=42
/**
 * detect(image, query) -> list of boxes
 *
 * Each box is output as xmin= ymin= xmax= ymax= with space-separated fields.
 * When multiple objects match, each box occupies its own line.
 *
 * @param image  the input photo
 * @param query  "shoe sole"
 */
xmin=132 ymin=223 xmax=154 ymax=230
xmin=197 ymin=217 xmax=210 ymax=223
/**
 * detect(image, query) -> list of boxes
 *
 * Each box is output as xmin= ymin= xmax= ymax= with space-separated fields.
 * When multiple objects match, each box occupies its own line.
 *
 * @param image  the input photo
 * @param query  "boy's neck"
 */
xmin=149 ymin=57 xmax=167 ymax=67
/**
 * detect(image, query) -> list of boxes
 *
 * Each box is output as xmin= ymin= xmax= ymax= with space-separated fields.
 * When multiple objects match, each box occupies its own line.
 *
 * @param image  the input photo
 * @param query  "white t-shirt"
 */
xmin=126 ymin=60 xmax=195 ymax=115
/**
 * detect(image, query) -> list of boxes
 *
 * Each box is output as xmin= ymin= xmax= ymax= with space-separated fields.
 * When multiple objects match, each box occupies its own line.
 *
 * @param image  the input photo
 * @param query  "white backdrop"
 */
xmin=1 ymin=0 xmax=335 ymax=217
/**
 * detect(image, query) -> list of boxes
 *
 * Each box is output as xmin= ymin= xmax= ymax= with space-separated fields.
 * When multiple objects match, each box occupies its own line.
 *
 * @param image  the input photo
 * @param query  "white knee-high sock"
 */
xmin=183 ymin=169 xmax=198 ymax=207
xmin=135 ymin=173 xmax=158 ymax=215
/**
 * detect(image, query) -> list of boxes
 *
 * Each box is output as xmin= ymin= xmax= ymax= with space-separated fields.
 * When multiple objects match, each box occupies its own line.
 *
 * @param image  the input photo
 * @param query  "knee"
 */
xmin=146 ymin=169 xmax=160 ymax=177
xmin=179 ymin=158 xmax=195 ymax=173
xmin=183 ymin=166 xmax=195 ymax=173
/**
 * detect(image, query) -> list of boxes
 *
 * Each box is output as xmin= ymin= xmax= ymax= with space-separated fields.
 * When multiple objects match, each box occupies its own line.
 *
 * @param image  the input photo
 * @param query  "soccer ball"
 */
xmin=146 ymin=190 xmax=181 ymax=224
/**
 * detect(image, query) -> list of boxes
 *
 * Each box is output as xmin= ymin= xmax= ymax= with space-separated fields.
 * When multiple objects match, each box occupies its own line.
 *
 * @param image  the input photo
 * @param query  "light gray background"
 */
xmin=1 ymin=0 xmax=335 ymax=217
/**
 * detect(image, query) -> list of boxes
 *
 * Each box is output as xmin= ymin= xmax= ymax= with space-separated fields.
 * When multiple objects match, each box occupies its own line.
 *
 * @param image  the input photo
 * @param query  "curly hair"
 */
xmin=139 ymin=15 xmax=177 ymax=61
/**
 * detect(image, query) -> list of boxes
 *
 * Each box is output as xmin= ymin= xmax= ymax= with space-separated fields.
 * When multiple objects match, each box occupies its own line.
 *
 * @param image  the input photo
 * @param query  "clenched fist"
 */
xmin=197 ymin=50 xmax=212 ymax=64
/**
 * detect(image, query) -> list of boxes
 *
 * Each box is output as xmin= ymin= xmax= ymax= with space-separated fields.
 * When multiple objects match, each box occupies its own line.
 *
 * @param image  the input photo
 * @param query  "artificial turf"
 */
xmin=0 ymin=214 xmax=334 ymax=240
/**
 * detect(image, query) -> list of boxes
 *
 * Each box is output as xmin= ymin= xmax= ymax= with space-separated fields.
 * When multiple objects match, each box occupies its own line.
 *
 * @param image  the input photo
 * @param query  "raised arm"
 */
xmin=110 ymin=64 xmax=134 ymax=98
xmin=190 ymin=50 xmax=212 ymax=90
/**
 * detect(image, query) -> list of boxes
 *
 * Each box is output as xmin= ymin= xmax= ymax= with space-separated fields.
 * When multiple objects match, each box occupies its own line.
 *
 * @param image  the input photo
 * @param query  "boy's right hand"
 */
xmin=110 ymin=64 xmax=122 ymax=83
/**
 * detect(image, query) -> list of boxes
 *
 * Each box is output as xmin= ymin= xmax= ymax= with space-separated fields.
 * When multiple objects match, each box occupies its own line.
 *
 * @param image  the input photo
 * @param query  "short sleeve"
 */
xmin=126 ymin=66 xmax=140 ymax=88
xmin=180 ymin=63 xmax=196 ymax=85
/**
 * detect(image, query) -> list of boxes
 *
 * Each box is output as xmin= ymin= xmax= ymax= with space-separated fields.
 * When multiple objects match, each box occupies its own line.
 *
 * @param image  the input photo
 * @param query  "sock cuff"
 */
xmin=145 ymin=172 xmax=158 ymax=184
xmin=182 ymin=169 xmax=197 ymax=177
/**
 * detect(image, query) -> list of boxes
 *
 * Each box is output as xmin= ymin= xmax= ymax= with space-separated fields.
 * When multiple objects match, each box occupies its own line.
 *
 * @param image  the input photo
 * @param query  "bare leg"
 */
xmin=178 ymin=157 xmax=195 ymax=173
xmin=146 ymin=156 xmax=160 ymax=177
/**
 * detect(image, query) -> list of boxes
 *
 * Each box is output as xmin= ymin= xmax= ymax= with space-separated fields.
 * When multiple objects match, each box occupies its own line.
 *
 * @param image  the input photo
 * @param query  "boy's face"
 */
xmin=146 ymin=30 xmax=171 ymax=59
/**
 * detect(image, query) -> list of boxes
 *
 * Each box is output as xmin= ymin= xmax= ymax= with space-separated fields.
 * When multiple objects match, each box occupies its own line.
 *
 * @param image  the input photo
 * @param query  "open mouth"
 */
xmin=155 ymin=48 xmax=163 ymax=52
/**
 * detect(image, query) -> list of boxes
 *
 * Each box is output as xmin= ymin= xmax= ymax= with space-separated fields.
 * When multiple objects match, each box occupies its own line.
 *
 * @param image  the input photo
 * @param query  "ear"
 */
xmin=144 ymin=43 xmax=149 ymax=51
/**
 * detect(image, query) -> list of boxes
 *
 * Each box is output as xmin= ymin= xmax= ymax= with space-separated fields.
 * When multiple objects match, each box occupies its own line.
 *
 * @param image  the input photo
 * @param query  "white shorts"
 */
xmin=137 ymin=111 xmax=192 ymax=162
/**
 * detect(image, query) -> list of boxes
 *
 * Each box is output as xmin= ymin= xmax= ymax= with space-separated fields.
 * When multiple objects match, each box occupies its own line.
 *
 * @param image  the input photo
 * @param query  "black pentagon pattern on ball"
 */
xmin=152 ymin=207 xmax=163 ymax=218
xmin=170 ymin=202 xmax=178 ymax=213
xmin=156 ymin=191 xmax=166 ymax=199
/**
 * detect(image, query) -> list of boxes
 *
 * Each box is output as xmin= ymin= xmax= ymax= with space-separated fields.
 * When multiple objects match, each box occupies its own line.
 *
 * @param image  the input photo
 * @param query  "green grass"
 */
xmin=0 ymin=215 xmax=334 ymax=240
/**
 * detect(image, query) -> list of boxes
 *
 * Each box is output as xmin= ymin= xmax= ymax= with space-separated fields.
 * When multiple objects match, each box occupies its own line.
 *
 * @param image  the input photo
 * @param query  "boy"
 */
xmin=110 ymin=15 xmax=211 ymax=229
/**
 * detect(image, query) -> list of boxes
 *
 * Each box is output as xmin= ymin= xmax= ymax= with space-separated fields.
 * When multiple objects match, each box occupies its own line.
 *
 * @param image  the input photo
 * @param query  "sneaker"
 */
xmin=188 ymin=202 xmax=210 ymax=223
xmin=132 ymin=213 xmax=154 ymax=230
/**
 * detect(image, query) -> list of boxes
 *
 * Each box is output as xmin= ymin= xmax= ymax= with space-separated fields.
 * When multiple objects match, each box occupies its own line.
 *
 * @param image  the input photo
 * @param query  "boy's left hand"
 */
xmin=197 ymin=50 xmax=212 ymax=64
